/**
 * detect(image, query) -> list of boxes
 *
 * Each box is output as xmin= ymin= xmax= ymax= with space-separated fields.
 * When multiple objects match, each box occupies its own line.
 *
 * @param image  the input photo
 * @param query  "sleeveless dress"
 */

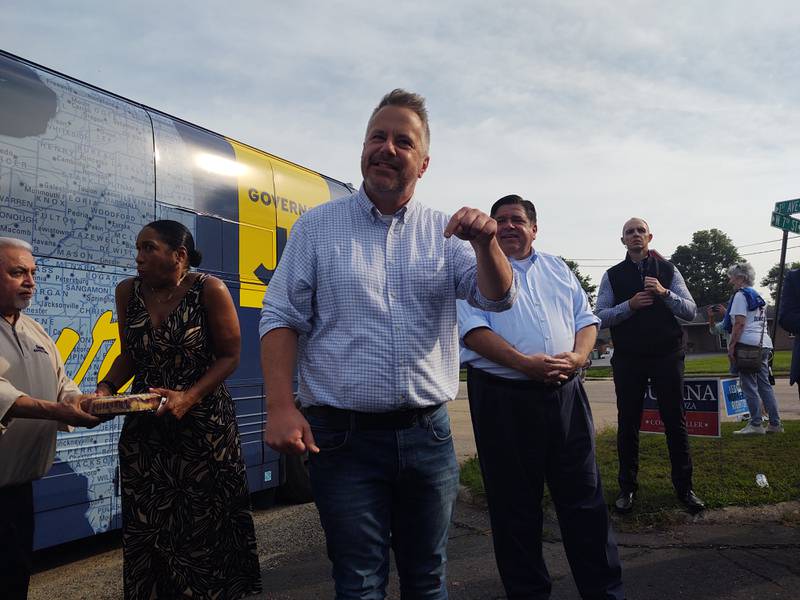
xmin=118 ymin=275 xmax=261 ymax=599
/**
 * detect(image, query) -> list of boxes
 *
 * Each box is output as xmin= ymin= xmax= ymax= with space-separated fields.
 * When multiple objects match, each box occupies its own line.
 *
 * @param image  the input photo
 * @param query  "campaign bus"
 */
xmin=0 ymin=49 xmax=351 ymax=549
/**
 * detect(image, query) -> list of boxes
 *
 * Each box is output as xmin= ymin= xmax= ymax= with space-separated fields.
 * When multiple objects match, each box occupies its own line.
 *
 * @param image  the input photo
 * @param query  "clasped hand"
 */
xmin=521 ymin=352 xmax=584 ymax=383
xmin=643 ymin=276 xmax=667 ymax=296
xmin=629 ymin=277 xmax=667 ymax=310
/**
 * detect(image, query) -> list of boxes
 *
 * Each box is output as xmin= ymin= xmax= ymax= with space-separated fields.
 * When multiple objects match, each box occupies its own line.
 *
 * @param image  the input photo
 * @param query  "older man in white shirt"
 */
xmin=0 ymin=237 xmax=98 ymax=599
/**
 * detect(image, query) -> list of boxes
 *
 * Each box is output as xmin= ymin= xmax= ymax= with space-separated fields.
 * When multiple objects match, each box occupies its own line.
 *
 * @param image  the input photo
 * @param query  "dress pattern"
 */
xmin=119 ymin=275 xmax=261 ymax=599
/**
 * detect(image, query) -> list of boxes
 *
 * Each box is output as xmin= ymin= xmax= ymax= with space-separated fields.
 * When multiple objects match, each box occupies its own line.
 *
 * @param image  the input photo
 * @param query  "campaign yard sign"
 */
xmin=640 ymin=377 xmax=721 ymax=437
xmin=719 ymin=378 xmax=750 ymax=418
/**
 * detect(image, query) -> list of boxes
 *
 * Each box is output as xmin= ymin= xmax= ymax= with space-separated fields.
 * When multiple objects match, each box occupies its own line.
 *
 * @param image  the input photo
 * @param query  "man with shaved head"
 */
xmin=596 ymin=218 xmax=705 ymax=515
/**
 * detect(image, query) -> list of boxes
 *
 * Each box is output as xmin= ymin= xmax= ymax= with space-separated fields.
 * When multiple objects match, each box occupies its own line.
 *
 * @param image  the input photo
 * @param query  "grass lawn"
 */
xmin=586 ymin=350 xmax=792 ymax=379
xmin=460 ymin=420 xmax=800 ymax=527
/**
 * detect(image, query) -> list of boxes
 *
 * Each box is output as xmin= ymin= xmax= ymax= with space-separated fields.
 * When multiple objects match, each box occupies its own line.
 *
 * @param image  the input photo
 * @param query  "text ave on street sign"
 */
xmin=774 ymin=198 xmax=800 ymax=215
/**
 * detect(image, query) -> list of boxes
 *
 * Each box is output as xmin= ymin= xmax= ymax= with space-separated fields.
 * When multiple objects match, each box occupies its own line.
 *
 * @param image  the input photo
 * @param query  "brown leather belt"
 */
xmin=303 ymin=404 xmax=441 ymax=430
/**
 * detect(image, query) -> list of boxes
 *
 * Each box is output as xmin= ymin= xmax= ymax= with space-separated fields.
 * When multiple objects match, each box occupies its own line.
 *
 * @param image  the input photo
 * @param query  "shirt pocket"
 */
xmin=413 ymin=254 xmax=449 ymax=300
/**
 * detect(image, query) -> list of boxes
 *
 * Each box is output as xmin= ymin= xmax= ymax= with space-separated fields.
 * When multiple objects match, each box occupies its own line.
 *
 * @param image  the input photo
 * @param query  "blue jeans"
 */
xmin=734 ymin=349 xmax=781 ymax=427
xmin=307 ymin=403 xmax=460 ymax=600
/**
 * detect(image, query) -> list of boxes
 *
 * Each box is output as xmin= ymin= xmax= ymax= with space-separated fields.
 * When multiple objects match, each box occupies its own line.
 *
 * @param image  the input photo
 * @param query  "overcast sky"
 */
xmin=3 ymin=1 xmax=800 ymax=298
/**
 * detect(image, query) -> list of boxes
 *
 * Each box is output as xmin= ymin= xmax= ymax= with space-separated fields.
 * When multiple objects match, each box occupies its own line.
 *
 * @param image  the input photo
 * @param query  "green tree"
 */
xmin=670 ymin=229 xmax=741 ymax=307
xmin=561 ymin=257 xmax=597 ymax=307
xmin=761 ymin=261 xmax=800 ymax=303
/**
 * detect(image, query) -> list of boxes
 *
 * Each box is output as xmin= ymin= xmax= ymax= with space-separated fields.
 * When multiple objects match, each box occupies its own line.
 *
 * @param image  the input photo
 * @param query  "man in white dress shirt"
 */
xmin=458 ymin=196 xmax=623 ymax=600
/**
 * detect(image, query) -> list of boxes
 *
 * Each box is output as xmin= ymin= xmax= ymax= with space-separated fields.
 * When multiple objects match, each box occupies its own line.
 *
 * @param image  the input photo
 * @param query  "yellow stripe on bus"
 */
xmin=228 ymin=140 xmax=277 ymax=309
xmin=227 ymin=140 xmax=332 ymax=309
xmin=271 ymin=159 xmax=331 ymax=232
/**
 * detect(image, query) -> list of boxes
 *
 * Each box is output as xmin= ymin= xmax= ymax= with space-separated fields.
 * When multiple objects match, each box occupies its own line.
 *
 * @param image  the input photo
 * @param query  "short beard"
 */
xmin=14 ymin=297 xmax=31 ymax=311
xmin=366 ymin=177 xmax=403 ymax=195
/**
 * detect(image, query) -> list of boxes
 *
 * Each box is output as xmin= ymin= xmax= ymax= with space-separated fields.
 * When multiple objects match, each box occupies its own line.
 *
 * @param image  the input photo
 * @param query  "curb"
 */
xmin=458 ymin=485 xmax=800 ymax=526
xmin=675 ymin=500 xmax=800 ymax=525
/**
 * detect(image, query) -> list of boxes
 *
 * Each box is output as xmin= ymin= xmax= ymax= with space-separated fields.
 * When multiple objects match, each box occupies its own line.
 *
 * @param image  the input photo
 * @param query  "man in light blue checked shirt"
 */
xmin=259 ymin=89 xmax=517 ymax=599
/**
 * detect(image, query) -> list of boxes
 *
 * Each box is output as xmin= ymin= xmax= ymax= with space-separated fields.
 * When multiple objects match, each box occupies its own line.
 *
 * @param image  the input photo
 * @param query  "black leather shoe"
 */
xmin=614 ymin=490 xmax=635 ymax=514
xmin=677 ymin=490 xmax=705 ymax=514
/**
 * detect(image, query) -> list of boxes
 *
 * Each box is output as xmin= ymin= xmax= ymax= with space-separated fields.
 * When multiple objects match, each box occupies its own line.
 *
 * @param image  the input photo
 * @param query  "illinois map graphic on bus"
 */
xmin=0 ymin=51 xmax=350 ymax=548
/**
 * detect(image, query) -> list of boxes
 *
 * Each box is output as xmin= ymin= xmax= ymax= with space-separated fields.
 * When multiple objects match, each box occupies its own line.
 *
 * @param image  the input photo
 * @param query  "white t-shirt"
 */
xmin=730 ymin=291 xmax=772 ymax=348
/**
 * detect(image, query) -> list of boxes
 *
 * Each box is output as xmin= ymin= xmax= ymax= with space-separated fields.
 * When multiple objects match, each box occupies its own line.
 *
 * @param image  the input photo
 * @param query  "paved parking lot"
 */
xmin=30 ymin=378 xmax=800 ymax=599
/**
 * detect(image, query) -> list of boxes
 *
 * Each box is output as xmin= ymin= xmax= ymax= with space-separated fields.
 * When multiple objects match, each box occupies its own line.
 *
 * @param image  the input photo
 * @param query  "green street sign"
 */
xmin=771 ymin=211 xmax=800 ymax=234
xmin=774 ymin=198 xmax=800 ymax=215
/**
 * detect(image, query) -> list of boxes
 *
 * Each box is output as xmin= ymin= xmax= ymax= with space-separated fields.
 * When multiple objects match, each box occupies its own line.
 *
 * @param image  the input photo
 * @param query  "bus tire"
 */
xmin=277 ymin=452 xmax=313 ymax=504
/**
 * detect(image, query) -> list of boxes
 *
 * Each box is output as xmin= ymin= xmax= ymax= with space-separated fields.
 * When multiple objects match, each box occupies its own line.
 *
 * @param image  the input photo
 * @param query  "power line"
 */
xmin=738 ymin=236 xmax=800 ymax=248
xmin=741 ymin=244 xmax=800 ymax=257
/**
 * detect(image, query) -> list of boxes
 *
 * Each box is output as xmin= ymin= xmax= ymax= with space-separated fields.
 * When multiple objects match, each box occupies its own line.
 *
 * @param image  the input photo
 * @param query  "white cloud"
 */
xmin=3 ymin=0 xmax=800 ymax=291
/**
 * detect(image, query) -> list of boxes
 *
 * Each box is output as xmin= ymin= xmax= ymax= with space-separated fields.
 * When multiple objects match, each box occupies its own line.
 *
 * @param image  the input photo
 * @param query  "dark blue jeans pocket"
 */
xmin=310 ymin=426 xmax=350 ymax=452
xmin=424 ymin=406 xmax=453 ymax=442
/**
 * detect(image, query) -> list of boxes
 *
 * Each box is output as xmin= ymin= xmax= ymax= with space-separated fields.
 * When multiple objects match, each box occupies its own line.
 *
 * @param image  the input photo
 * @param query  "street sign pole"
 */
xmin=771 ymin=230 xmax=789 ymax=342
xmin=768 ymin=200 xmax=799 ymax=346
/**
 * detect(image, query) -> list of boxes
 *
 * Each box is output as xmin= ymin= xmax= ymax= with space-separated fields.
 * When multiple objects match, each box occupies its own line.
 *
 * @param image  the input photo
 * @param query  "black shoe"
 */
xmin=614 ymin=490 xmax=635 ymax=514
xmin=677 ymin=490 xmax=705 ymax=514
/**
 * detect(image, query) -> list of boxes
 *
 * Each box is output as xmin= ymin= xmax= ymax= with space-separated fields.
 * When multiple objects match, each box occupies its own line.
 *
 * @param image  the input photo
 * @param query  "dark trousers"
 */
xmin=467 ymin=367 xmax=624 ymax=600
xmin=0 ymin=481 xmax=34 ymax=600
xmin=612 ymin=352 xmax=693 ymax=494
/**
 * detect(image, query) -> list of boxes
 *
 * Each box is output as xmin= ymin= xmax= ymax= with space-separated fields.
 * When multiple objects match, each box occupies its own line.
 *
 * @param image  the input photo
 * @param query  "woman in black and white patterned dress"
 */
xmin=97 ymin=220 xmax=261 ymax=599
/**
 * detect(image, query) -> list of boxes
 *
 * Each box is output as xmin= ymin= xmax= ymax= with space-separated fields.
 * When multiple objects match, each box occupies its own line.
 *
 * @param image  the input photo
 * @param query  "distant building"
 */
xmin=681 ymin=305 xmax=792 ymax=354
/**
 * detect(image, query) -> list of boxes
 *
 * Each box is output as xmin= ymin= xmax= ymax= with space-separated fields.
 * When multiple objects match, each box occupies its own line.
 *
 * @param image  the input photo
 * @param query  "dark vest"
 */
xmin=607 ymin=253 xmax=683 ymax=356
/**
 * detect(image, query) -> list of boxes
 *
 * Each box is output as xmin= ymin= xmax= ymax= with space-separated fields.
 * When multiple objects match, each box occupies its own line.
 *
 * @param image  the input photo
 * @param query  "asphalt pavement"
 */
xmin=29 ymin=379 xmax=800 ymax=599
xmin=30 ymin=493 xmax=800 ymax=599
